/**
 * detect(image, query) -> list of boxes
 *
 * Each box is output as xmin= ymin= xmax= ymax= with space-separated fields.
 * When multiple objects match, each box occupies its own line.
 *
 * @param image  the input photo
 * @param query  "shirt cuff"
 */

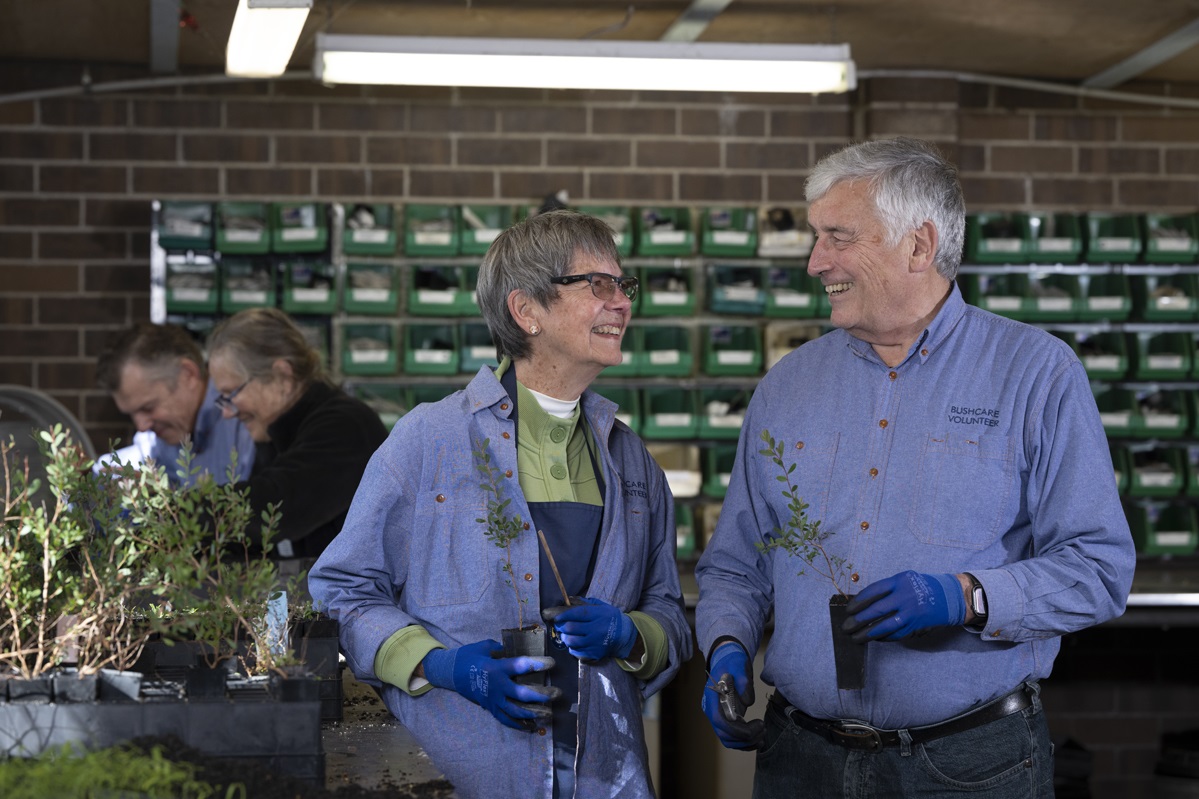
xmin=373 ymin=626 xmax=446 ymax=696
xmin=618 ymin=611 xmax=669 ymax=680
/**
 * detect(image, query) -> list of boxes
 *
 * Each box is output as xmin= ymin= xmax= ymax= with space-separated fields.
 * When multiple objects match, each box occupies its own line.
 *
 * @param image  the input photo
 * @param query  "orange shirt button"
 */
xmin=990 ymin=630 xmax=1002 ymax=638
xmin=860 ymin=521 xmax=869 ymax=531
xmin=500 ymin=403 xmax=509 ymax=410
xmin=888 ymin=371 xmax=898 ymax=380
xmin=538 ymin=728 xmax=547 ymax=736
xmin=921 ymin=349 xmax=929 ymax=357
xmin=795 ymin=441 xmax=805 ymax=450
xmin=850 ymin=573 xmax=860 ymax=582
xmin=435 ymin=494 xmax=446 ymax=503
xmin=523 ymin=522 xmax=530 ymax=530
xmin=502 ymin=432 xmax=510 ymax=439
xmin=869 ymin=467 xmax=879 ymax=477
xmin=505 ymin=470 xmax=514 ymax=478
xmin=524 ymin=573 xmax=534 ymax=582
xmin=878 ymin=419 xmax=888 ymax=428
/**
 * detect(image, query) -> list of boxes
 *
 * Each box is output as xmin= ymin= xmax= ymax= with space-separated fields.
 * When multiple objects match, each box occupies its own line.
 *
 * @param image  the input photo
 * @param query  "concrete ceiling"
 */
xmin=5 ymin=0 xmax=1199 ymax=91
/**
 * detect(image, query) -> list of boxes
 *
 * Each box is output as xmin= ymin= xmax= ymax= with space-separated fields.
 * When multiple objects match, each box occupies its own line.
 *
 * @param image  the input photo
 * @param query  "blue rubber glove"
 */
xmin=540 ymin=597 xmax=638 ymax=661
xmin=701 ymin=641 xmax=764 ymax=750
xmin=842 ymin=571 xmax=966 ymax=643
xmin=421 ymin=640 xmax=559 ymax=731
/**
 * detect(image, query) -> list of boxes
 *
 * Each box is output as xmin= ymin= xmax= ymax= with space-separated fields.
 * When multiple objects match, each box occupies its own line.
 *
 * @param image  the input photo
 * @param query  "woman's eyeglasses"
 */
xmin=215 ymin=378 xmax=253 ymax=412
xmin=549 ymin=272 xmax=639 ymax=302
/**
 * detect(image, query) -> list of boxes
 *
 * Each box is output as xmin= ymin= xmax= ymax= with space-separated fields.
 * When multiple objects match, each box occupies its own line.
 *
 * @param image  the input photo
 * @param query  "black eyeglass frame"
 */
xmin=214 ymin=378 xmax=253 ymax=412
xmin=548 ymin=272 xmax=640 ymax=301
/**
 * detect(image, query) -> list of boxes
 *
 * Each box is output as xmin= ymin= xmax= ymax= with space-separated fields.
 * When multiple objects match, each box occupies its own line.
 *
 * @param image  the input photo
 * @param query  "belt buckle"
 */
xmin=832 ymin=721 xmax=883 ymax=752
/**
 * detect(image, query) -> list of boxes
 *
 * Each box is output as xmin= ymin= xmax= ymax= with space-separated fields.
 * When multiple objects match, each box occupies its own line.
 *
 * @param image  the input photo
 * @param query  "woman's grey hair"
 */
xmin=206 ymin=307 xmax=325 ymax=387
xmin=805 ymin=137 xmax=966 ymax=281
xmin=476 ymin=209 xmax=622 ymax=361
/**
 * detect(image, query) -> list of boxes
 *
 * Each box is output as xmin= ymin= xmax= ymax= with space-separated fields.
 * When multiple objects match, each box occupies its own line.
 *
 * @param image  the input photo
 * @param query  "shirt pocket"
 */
xmin=907 ymin=432 xmax=1016 ymax=550
xmin=406 ymin=489 xmax=492 ymax=607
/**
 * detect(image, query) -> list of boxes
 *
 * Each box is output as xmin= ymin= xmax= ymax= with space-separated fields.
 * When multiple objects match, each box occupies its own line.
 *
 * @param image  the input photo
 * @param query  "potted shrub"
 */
xmin=473 ymin=438 xmax=545 ymax=669
xmin=0 ymin=427 xmax=323 ymax=781
xmin=755 ymin=430 xmax=865 ymax=690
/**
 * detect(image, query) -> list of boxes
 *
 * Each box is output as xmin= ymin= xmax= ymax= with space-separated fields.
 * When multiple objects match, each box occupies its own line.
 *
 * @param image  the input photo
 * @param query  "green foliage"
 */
xmin=473 ymin=437 xmax=530 ymax=629
xmin=0 ymin=426 xmax=291 ymax=679
xmin=0 ymin=742 xmax=246 ymax=799
xmin=754 ymin=430 xmax=852 ymax=598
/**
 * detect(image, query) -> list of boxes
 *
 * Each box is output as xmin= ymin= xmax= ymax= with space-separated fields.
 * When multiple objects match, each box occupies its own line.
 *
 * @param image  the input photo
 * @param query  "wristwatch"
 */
xmin=965 ymin=572 xmax=988 ymax=630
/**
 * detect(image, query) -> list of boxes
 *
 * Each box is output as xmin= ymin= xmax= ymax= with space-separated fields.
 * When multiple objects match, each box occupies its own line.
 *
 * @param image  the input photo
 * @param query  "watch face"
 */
xmin=972 ymin=587 xmax=988 ymax=616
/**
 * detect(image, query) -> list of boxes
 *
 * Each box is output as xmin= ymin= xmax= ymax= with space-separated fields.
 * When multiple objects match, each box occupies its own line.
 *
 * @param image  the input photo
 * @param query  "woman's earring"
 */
xmin=530 ymin=325 xmax=540 ymax=335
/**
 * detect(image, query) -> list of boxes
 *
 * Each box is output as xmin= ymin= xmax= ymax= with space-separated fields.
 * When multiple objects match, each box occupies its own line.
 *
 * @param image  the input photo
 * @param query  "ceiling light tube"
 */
xmin=226 ymin=0 xmax=312 ymax=78
xmin=314 ymin=34 xmax=856 ymax=94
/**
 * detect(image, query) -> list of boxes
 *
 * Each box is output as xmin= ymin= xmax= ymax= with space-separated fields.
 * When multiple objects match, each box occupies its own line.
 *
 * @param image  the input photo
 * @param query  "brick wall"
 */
xmin=4 ymin=59 xmax=1199 ymax=797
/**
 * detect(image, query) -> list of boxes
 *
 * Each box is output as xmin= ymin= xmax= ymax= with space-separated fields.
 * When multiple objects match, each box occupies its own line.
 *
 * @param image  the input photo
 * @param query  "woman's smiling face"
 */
xmin=208 ymin=353 xmax=298 ymax=443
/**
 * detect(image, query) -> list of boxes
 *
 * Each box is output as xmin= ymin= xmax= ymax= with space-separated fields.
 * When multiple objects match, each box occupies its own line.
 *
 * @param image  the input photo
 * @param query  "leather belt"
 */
xmin=768 ymin=683 xmax=1035 ymax=753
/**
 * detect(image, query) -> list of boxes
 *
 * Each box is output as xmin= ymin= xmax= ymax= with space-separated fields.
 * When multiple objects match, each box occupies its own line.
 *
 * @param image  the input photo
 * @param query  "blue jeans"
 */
xmin=753 ymin=684 xmax=1054 ymax=799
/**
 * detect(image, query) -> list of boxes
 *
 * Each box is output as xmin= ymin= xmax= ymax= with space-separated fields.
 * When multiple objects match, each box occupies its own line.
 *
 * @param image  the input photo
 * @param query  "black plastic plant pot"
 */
xmin=7 ymin=676 xmax=53 ymax=704
xmin=52 ymin=669 xmax=98 ymax=703
xmin=828 ymin=594 xmax=867 ymax=691
xmin=501 ymin=624 xmax=546 ymax=687
xmin=98 ymin=668 xmax=144 ymax=702
xmin=185 ymin=662 xmax=229 ymax=701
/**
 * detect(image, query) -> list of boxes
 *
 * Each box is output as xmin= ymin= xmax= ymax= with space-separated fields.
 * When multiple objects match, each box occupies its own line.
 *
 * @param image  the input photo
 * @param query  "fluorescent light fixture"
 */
xmin=314 ymin=34 xmax=856 ymax=94
xmin=226 ymin=0 xmax=312 ymax=78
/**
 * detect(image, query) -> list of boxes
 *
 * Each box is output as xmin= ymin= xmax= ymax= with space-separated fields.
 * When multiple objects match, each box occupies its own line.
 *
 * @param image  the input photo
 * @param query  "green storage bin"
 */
xmin=703 ymin=325 xmax=762 ymax=376
xmin=1134 ymin=389 xmax=1189 ymax=439
xmin=352 ymin=383 xmax=409 ymax=430
xmin=343 ymin=203 xmax=398 ymax=256
xmin=1132 ymin=274 xmax=1198 ymax=321
xmin=636 ymin=207 xmax=695 ymax=257
xmin=642 ymin=388 xmax=699 ymax=440
xmin=700 ymin=208 xmax=758 ymax=257
xmin=764 ymin=267 xmax=819 ymax=318
xmin=1093 ymin=385 xmax=1138 ymax=438
xmin=272 ymin=203 xmax=328 ymax=254
xmin=698 ymin=388 xmax=752 ymax=440
xmin=1075 ymin=331 xmax=1129 ymax=380
xmin=409 ymin=265 xmax=467 ymax=316
xmin=1077 ymin=274 xmax=1132 ymax=322
xmin=459 ymin=322 xmax=497 ymax=373
xmin=1085 ymin=213 xmax=1144 ymax=264
xmin=341 ymin=323 xmax=398 ymax=376
xmin=404 ymin=204 xmax=460 ymax=256
xmin=216 ymin=202 xmax=270 ymax=254
xmin=404 ymin=323 xmax=459 ymax=375
xmin=343 ymin=262 xmax=399 ymax=315
xmin=281 ymin=261 xmax=337 ymax=314
xmin=1027 ymin=212 xmax=1083 ymax=264
xmin=220 ymin=258 xmax=275 ymax=311
xmin=165 ymin=256 xmax=219 ymax=314
xmin=1144 ymin=213 xmax=1198 ymax=264
xmin=1128 ymin=447 xmax=1185 ymax=497
xmin=408 ymin=384 xmax=462 ymax=409
xmin=1024 ymin=273 xmax=1079 ymax=322
xmin=702 ymin=445 xmax=738 ymax=498
xmin=1131 ymin=332 xmax=1193 ymax=380
xmin=708 ymin=265 xmax=766 ymax=315
xmin=460 ymin=205 xmax=513 ymax=255
xmin=1111 ymin=445 xmax=1129 ymax=495
xmin=757 ymin=206 xmax=813 ymax=258
xmin=966 ymin=213 xmax=1030 ymax=264
xmin=967 ymin=273 xmax=1031 ymax=319
xmin=157 ymin=201 xmax=214 ymax=251
xmin=1128 ymin=501 xmax=1198 ymax=555
xmin=639 ymin=266 xmax=696 ymax=317
xmin=594 ymin=386 xmax=641 ymax=434
xmin=578 ymin=205 xmax=633 ymax=256
xmin=458 ymin=266 xmax=481 ymax=316
xmin=637 ymin=325 xmax=693 ymax=378
xmin=675 ymin=502 xmax=697 ymax=560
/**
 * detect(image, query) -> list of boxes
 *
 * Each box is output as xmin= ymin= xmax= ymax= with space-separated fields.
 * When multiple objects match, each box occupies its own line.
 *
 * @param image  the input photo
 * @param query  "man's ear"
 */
xmin=507 ymin=289 xmax=541 ymax=336
xmin=909 ymin=219 xmax=939 ymax=273
xmin=177 ymin=357 xmax=203 ymax=388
